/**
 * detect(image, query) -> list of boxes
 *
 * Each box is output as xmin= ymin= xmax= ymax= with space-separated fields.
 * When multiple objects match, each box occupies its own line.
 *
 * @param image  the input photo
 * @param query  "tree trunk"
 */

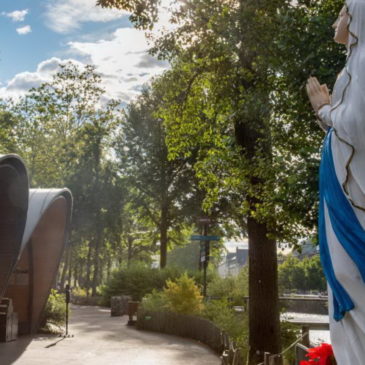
xmin=67 ymin=251 xmax=73 ymax=288
xmin=78 ymin=263 xmax=84 ymax=288
xmin=127 ymin=236 xmax=133 ymax=268
xmin=106 ymin=256 xmax=111 ymax=282
xmin=248 ymin=215 xmax=281 ymax=364
xmin=159 ymin=205 xmax=168 ymax=268
xmin=91 ymin=226 xmax=103 ymax=296
xmin=85 ymin=242 xmax=93 ymax=297
xmin=59 ymin=247 xmax=70 ymax=290
xmin=73 ymin=262 xmax=78 ymax=288
xmin=234 ymin=117 xmax=281 ymax=364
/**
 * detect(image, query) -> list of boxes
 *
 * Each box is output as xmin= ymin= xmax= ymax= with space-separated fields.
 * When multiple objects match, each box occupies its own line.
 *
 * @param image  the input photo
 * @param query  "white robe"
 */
xmin=318 ymin=83 xmax=365 ymax=364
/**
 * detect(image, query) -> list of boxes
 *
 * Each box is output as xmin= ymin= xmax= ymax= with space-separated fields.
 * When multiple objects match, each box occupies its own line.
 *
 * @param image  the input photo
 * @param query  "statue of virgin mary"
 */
xmin=306 ymin=1 xmax=365 ymax=363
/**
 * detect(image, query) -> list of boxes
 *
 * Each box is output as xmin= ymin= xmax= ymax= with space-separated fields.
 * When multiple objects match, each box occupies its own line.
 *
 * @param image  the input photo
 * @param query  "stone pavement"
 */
xmin=0 ymin=305 xmax=220 ymax=365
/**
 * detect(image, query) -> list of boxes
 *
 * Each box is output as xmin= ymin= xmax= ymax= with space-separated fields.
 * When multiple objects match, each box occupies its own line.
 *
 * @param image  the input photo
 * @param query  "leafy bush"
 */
xmin=100 ymin=263 xmax=183 ymax=305
xmin=72 ymin=287 xmax=88 ymax=297
xmin=280 ymin=321 xmax=300 ymax=364
xmin=203 ymin=298 xmax=248 ymax=359
xmin=207 ymin=267 xmax=248 ymax=305
xmin=164 ymin=273 xmax=204 ymax=315
xmin=41 ymin=289 xmax=66 ymax=327
xmin=139 ymin=266 xmax=300 ymax=364
xmin=141 ymin=289 xmax=167 ymax=312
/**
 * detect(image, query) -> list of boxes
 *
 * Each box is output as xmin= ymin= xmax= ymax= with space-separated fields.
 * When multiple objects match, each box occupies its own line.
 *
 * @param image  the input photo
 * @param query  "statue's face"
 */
xmin=333 ymin=6 xmax=350 ymax=45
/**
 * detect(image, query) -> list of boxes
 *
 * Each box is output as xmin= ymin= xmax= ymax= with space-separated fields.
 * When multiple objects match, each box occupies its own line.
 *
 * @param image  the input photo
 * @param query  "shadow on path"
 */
xmin=0 ymin=305 xmax=220 ymax=365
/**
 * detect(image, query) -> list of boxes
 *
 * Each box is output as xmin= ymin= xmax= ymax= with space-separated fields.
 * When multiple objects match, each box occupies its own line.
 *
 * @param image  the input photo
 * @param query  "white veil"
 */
xmin=330 ymin=0 xmax=365 ymax=211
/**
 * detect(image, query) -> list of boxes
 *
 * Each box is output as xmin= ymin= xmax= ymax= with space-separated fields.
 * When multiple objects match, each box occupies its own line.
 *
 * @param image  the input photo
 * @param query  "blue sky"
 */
xmin=0 ymin=0 xmax=169 ymax=102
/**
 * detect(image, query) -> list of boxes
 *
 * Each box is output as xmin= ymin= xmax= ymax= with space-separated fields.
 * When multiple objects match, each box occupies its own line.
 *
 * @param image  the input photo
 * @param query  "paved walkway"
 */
xmin=0 ymin=305 xmax=220 ymax=365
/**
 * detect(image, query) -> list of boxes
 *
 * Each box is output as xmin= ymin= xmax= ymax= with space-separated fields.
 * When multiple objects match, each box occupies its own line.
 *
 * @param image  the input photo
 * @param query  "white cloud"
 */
xmin=0 ymin=58 xmax=83 ymax=100
xmin=1 ymin=0 xmax=175 ymax=103
xmin=68 ymin=27 xmax=169 ymax=102
xmin=1 ymin=26 xmax=169 ymax=103
xmin=44 ymin=0 xmax=127 ymax=34
xmin=3 ymin=9 xmax=29 ymax=22
xmin=16 ymin=25 xmax=32 ymax=35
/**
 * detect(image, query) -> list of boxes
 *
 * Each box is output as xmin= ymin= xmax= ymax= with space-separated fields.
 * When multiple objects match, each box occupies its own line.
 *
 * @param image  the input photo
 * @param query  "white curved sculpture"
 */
xmin=0 ymin=153 xmax=73 ymax=335
xmin=0 ymin=155 xmax=28 ymax=298
xmin=5 ymin=189 xmax=72 ymax=334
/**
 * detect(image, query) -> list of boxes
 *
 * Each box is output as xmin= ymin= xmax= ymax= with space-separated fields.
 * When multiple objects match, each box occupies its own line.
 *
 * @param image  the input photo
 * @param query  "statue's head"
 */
xmin=333 ymin=6 xmax=349 ymax=45
xmin=344 ymin=0 xmax=365 ymax=48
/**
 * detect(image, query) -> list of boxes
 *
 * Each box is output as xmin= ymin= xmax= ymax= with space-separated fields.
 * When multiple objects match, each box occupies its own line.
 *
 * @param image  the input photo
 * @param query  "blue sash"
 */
xmin=319 ymin=129 xmax=365 ymax=321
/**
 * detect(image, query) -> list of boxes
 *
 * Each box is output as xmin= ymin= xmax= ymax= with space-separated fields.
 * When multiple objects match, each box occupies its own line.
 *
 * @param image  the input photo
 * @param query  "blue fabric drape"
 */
xmin=319 ymin=129 xmax=365 ymax=321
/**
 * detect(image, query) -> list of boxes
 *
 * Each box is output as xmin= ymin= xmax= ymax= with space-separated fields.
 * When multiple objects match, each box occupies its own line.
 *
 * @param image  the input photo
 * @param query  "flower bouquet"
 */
xmin=300 ymin=343 xmax=336 ymax=365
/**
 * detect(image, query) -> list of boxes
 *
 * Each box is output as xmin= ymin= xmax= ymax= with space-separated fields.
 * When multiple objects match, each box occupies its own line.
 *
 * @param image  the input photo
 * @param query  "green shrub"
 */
xmin=163 ymin=273 xmax=204 ymax=315
xmin=42 ymin=289 xmax=66 ymax=327
xmin=72 ymin=287 xmax=88 ymax=297
xmin=281 ymin=321 xmax=301 ymax=364
xmin=207 ymin=267 xmax=248 ymax=305
xmin=203 ymin=298 xmax=248 ymax=359
xmin=100 ymin=263 xmax=183 ymax=305
xmin=141 ymin=289 xmax=167 ymax=312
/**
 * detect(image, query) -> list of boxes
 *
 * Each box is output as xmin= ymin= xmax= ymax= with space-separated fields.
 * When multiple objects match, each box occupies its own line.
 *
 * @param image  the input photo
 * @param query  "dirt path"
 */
xmin=0 ymin=305 xmax=220 ymax=365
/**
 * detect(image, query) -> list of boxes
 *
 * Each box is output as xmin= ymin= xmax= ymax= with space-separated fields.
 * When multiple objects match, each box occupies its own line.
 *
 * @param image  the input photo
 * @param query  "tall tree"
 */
xmin=97 ymin=1 xmax=346 ymax=361
xmin=5 ymin=63 xmax=126 ymax=294
xmin=116 ymin=87 xmax=199 ymax=268
xmin=99 ymin=0 xmax=284 ymax=361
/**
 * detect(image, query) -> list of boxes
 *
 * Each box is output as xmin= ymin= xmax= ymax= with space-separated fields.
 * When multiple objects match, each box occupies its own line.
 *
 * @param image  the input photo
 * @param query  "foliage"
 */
xmin=115 ymin=87 xmax=201 ymax=268
xmin=278 ymin=255 xmax=326 ymax=293
xmin=100 ymin=263 xmax=183 ymax=304
xmin=0 ymin=0 xmax=347 ymax=361
xmin=85 ymin=1 xmax=348 ymax=360
xmin=280 ymin=321 xmax=301 ymax=364
xmin=163 ymin=273 xmax=204 ymax=315
xmin=96 ymin=0 xmax=159 ymax=29
xmin=3 ymin=62 xmax=127 ymax=295
xmin=141 ymin=289 xmax=167 ymax=312
xmin=41 ymin=289 xmax=66 ymax=327
xmin=271 ymin=0 xmax=345 ymax=241
xmin=203 ymin=298 xmax=249 ymax=358
xmin=141 ymin=271 xmax=300 ymax=363
xmin=167 ymin=242 xmax=200 ymax=271
xmin=72 ymin=287 xmax=88 ymax=297
xmin=207 ymin=267 xmax=248 ymax=306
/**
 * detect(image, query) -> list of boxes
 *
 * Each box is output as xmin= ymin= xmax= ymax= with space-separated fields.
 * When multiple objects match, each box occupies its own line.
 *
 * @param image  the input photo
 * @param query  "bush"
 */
xmin=281 ymin=321 xmax=300 ymax=364
xmin=203 ymin=298 xmax=248 ymax=359
xmin=72 ymin=287 xmax=88 ymax=297
xmin=163 ymin=273 xmax=204 ymax=315
xmin=41 ymin=289 xmax=66 ymax=327
xmin=141 ymin=289 xmax=167 ymax=312
xmin=207 ymin=267 xmax=248 ymax=305
xmin=71 ymin=286 xmax=102 ymax=306
xmin=100 ymin=263 xmax=183 ymax=305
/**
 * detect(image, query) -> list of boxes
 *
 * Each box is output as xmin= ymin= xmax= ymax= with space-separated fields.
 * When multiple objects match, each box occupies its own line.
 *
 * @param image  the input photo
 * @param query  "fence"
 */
xmin=137 ymin=310 xmax=313 ymax=365
xmin=295 ymin=344 xmax=309 ymax=365
xmin=137 ymin=310 xmax=243 ymax=364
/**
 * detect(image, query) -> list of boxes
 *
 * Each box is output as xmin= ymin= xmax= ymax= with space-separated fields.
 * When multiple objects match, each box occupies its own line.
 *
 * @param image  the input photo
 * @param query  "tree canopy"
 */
xmin=0 ymin=0 xmax=346 ymax=362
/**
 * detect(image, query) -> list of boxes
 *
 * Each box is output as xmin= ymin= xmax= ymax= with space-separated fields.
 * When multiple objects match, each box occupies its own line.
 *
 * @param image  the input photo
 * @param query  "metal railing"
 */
xmin=295 ymin=344 xmax=309 ymax=365
xmin=220 ymin=331 xmax=243 ymax=365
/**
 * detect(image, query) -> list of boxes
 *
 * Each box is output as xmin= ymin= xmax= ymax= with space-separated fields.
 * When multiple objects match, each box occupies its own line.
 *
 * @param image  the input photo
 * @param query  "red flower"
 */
xmin=300 ymin=343 xmax=335 ymax=365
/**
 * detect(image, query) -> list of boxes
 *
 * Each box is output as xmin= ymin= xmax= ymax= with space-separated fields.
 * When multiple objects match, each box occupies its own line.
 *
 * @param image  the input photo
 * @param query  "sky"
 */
xmin=0 ymin=0 xmax=170 ymax=104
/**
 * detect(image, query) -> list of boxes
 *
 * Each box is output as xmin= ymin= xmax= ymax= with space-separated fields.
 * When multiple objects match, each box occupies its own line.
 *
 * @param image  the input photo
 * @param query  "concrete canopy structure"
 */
xmin=0 ymin=155 xmax=28 ymax=299
xmin=0 ymin=155 xmax=72 ymax=335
